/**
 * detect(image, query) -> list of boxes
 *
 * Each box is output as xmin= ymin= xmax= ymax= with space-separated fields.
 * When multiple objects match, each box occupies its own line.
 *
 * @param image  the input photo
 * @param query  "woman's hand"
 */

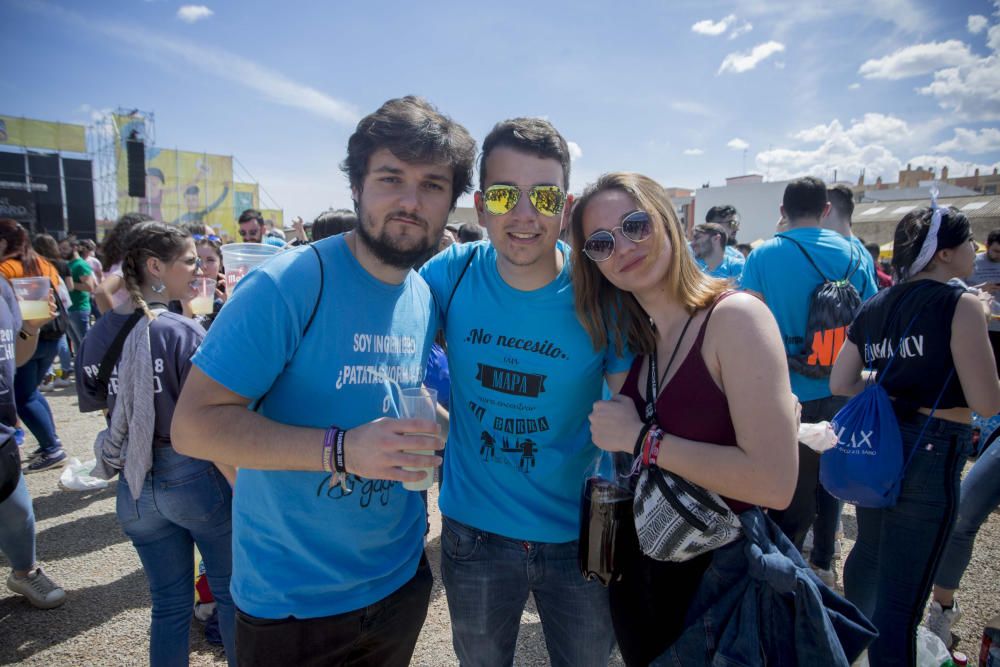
xmin=215 ymin=272 xmax=227 ymax=303
xmin=589 ymin=395 xmax=644 ymax=454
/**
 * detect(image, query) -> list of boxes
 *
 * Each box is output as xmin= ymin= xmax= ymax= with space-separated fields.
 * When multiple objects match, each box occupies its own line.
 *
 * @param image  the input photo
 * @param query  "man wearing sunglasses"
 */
xmin=237 ymin=208 xmax=266 ymax=243
xmin=691 ymin=222 xmax=744 ymax=280
xmin=421 ymin=118 xmax=630 ymax=667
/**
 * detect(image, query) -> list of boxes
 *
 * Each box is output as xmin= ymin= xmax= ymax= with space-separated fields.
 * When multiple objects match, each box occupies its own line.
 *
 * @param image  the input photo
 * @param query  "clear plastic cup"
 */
xmin=220 ymin=243 xmax=281 ymax=290
xmin=190 ymin=278 xmax=215 ymax=316
xmin=11 ymin=277 xmax=51 ymax=320
xmin=400 ymin=387 xmax=438 ymax=491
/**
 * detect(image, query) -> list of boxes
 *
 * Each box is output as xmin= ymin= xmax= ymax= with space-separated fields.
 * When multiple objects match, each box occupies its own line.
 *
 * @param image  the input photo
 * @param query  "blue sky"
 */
xmin=3 ymin=0 xmax=1000 ymax=220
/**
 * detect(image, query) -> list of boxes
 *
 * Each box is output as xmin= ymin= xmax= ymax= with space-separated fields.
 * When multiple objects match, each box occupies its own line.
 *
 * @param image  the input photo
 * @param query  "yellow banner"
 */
xmin=0 ymin=115 xmax=87 ymax=153
xmin=260 ymin=208 xmax=283 ymax=230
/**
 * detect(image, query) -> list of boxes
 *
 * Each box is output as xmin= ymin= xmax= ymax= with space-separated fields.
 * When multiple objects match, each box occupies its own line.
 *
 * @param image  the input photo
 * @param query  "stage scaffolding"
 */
xmin=90 ymin=108 xmax=155 ymax=230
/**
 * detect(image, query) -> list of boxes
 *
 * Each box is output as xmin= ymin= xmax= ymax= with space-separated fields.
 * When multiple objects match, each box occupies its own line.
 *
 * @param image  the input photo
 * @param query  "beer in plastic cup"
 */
xmin=219 ymin=243 xmax=280 ymax=290
xmin=11 ymin=277 xmax=51 ymax=320
xmin=190 ymin=278 xmax=215 ymax=316
xmin=399 ymin=387 xmax=437 ymax=492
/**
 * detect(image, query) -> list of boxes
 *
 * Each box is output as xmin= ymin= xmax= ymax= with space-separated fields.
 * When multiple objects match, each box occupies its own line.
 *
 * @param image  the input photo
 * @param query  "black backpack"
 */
xmin=776 ymin=234 xmax=862 ymax=379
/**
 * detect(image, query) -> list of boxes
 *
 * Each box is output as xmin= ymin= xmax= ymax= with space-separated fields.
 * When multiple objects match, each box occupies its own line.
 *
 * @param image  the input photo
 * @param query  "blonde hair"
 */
xmin=570 ymin=172 xmax=729 ymax=356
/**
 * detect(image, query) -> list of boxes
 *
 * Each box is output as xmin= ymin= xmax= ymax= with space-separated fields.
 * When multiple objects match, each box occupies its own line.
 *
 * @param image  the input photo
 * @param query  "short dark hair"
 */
xmin=988 ymin=228 xmax=1000 ymax=246
xmin=705 ymin=205 xmax=737 ymax=224
xmin=147 ymin=168 xmax=165 ymax=183
xmin=782 ymin=177 xmax=828 ymax=221
xmin=479 ymin=117 xmax=571 ymax=191
xmin=457 ymin=222 xmax=484 ymax=243
xmin=238 ymin=209 xmax=264 ymax=226
xmin=312 ymin=209 xmax=357 ymax=241
xmin=892 ymin=206 xmax=972 ymax=280
xmin=827 ymin=184 xmax=855 ymax=221
xmin=693 ymin=222 xmax=727 ymax=244
xmin=341 ymin=96 xmax=476 ymax=210
xmin=184 ymin=185 xmax=199 ymax=196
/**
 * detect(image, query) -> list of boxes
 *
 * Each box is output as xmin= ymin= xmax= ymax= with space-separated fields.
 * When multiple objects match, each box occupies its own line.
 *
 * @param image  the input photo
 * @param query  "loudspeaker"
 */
xmin=126 ymin=139 xmax=146 ymax=198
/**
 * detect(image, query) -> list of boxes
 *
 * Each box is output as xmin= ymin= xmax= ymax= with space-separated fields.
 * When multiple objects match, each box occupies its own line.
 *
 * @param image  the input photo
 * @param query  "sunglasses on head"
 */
xmin=582 ymin=210 xmax=653 ymax=262
xmin=482 ymin=184 xmax=566 ymax=217
xmin=192 ymin=234 xmax=221 ymax=243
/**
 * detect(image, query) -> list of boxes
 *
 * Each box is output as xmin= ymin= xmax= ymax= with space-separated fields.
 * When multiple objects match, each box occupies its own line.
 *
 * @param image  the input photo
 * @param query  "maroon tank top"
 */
xmin=620 ymin=292 xmax=752 ymax=513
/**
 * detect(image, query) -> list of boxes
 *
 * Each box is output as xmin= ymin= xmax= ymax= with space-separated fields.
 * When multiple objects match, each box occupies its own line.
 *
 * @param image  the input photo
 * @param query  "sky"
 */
xmin=3 ymin=0 xmax=1000 ymax=222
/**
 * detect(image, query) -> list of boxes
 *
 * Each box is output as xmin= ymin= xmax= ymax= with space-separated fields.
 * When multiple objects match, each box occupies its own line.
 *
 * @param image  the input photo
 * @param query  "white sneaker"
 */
xmin=6 ymin=567 xmax=66 ymax=609
xmin=925 ymin=599 xmax=961 ymax=649
xmin=39 ymin=381 xmax=55 ymax=392
xmin=53 ymin=377 xmax=73 ymax=389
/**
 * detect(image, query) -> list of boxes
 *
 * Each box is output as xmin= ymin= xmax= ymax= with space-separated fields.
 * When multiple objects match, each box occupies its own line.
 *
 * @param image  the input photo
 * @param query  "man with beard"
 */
xmin=171 ymin=96 xmax=476 ymax=666
xmin=420 ymin=118 xmax=630 ymax=666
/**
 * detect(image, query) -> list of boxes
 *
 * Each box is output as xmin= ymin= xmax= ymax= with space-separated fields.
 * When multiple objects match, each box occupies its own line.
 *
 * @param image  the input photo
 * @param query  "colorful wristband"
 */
xmin=334 ymin=429 xmax=347 ymax=474
xmin=322 ymin=427 xmax=338 ymax=474
xmin=648 ymin=429 xmax=663 ymax=468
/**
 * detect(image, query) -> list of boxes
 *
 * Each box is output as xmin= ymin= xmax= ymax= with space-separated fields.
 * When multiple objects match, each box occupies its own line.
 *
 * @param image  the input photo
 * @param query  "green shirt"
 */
xmin=68 ymin=257 xmax=94 ymax=311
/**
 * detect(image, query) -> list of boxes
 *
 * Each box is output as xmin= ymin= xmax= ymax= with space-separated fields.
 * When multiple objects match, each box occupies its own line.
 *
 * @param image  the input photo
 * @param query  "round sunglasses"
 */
xmin=482 ymin=184 xmax=566 ymax=217
xmin=582 ymin=210 xmax=653 ymax=262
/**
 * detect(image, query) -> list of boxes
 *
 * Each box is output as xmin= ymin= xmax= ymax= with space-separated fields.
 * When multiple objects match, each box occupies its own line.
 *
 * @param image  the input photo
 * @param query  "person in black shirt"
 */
xmin=830 ymin=204 xmax=1000 ymax=667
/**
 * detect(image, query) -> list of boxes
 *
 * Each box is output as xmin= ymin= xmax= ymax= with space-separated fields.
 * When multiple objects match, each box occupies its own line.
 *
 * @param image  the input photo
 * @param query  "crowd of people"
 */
xmin=0 ymin=95 xmax=998 ymax=667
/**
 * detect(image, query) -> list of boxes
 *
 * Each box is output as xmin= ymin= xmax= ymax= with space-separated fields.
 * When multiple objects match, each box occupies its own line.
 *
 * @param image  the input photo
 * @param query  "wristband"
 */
xmin=334 ymin=428 xmax=347 ymax=474
xmin=633 ymin=423 xmax=653 ymax=459
xmin=648 ymin=429 xmax=663 ymax=468
xmin=322 ymin=427 xmax=338 ymax=474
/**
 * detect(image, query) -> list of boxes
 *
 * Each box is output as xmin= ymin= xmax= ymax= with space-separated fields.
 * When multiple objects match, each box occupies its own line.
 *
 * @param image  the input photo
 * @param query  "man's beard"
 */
xmin=356 ymin=209 xmax=441 ymax=270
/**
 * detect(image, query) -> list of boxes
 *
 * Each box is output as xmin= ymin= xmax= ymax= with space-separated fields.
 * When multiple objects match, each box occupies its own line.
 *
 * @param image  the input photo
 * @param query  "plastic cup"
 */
xmin=190 ymin=278 xmax=215 ymax=316
xmin=11 ymin=277 xmax=51 ymax=321
xmin=399 ymin=387 xmax=437 ymax=491
xmin=220 ymin=243 xmax=281 ymax=290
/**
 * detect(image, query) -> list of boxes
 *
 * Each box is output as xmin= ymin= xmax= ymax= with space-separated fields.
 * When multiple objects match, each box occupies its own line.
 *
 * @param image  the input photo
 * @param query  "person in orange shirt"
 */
xmin=0 ymin=219 xmax=70 ymax=472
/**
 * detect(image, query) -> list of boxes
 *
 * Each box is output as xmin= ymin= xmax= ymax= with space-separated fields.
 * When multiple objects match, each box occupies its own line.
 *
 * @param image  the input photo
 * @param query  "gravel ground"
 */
xmin=1 ymin=386 xmax=996 ymax=665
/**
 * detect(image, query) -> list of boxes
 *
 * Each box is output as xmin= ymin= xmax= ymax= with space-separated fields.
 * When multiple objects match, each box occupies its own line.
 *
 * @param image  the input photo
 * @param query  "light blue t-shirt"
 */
xmin=421 ymin=240 xmax=633 ymax=543
xmin=695 ymin=250 xmax=745 ymax=280
xmin=193 ymin=235 xmax=436 ymax=619
xmin=849 ymin=235 xmax=878 ymax=287
xmin=740 ymin=227 xmax=878 ymax=401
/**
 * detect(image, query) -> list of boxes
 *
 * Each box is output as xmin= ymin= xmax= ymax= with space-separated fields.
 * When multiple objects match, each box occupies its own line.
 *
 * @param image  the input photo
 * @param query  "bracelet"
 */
xmin=322 ymin=427 xmax=338 ymax=474
xmin=18 ymin=328 xmax=36 ymax=340
xmin=633 ymin=423 xmax=653 ymax=459
xmin=648 ymin=429 xmax=664 ymax=468
xmin=334 ymin=428 xmax=347 ymax=474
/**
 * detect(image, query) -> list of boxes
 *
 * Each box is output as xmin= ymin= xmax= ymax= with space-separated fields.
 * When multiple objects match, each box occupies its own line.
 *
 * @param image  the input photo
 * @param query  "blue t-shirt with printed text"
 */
xmin=0 ymin=279 xmax=21 ymax=440
xmin=193 ymin=235 xmax=437 ymax=619
xmin=421 ymin=240 xmax=633 ymax=543
xmin=740 ymin=227 xmax=878 ymax=401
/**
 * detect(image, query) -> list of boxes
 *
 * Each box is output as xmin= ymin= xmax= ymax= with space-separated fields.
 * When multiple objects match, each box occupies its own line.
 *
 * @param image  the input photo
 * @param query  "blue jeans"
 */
xmin=13 ymin=338 xmax=63 ymax=455
xmin=934 ymin=437 xmax=1000 ymax=589
xmin=117 ymin=447 xmax=236 ymax=667
xmin=0 ymin=474 xmax=35 ymax=571
xmin=66 ymin=308 xmax=90 ymax=353
xmin=844 ymin=410 xmax=971 ymax=667
xmin=440 ymin=516 xmax=615 ymax=667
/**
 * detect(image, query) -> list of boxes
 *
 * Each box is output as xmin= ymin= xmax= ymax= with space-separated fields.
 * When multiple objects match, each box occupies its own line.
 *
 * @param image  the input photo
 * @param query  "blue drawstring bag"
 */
xmin=821 ymin=381 xmax=904 ymax=508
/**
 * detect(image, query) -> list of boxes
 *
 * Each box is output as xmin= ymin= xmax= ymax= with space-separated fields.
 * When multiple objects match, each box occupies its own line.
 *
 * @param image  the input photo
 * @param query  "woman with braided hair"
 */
xmin=831 ymin=203 xmax=1000 ymax=666
xmin=75 ymin=221 xmax=235 ymax=666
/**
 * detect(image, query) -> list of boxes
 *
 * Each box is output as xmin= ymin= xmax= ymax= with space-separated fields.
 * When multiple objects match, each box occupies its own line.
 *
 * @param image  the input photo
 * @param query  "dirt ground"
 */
xmin=1 ymin=386 xmax=996 ymax=666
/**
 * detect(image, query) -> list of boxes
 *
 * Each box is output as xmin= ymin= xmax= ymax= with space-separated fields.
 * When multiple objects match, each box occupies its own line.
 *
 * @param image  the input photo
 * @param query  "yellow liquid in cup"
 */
xmin=19 ymin=300 xmax=50 ymax=321
xmin=190 ymin=296 xmax=214 ymax=316
xmin=402 ymin=442 xmax=435 ymax=491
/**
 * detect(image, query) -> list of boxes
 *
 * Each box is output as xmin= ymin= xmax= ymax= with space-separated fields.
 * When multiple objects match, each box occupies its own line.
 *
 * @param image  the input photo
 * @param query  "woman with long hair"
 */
xmin=0 ymin=220 xmax=71 ymax=472
xmin=570 ymin=174 xmax=799 ymax=664
xmin=830 ymin=204 xmax=1000 ymax=666
xmin=76 ymin=221 xmax=235 ymax=666
xmin=32 ymin=233 xmax=75 ymax=389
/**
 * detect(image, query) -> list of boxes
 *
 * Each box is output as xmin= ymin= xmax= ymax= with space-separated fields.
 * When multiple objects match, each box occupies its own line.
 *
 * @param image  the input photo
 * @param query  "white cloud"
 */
xmin=968 ymin=15 xmax=989 ymax=34
xmin=692 ymin=14 xmax=736 ymax=36
xmin=848 ymin=82 xmax=861 ymax=90
xmin=903 ymin=154 xmax=999 ymax=178
xmin=683 ymin=148 xmax=704 ymax=156
xmin=858 ymin=40 xmax=978 ymax=80
xmin=729 ymin=22 xmax=753 ymax=40
xmin=918 ymin=54 xmax=1000 ymax=121
xmin=718 ymin=41 xmax=785 ymax=74
xmin=933 ymin=127 xmax=1000 ymax=154
xmin=25 ymin=3 xmax=359 ymax=125
xmin=567 ymin=141 xmax=583 ymax=161
xmin=727 ymin=138 xmax=750 ymax=151
xmin=177 ymin=5 xmax=213 ymax=23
